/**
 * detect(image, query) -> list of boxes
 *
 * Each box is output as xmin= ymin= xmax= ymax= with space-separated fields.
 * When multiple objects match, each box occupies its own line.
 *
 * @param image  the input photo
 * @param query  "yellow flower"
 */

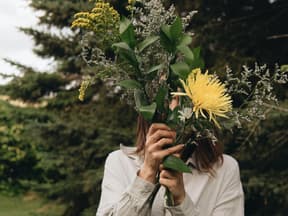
xmin=78 ymin=80 xmax=90 ymax=101
xmin=128 ymin=0 xmax=136 ymax=4
xmin=172 ymin=68 xmax=232 ymax=127
xmin=72 ymin=0 xmax=120 ymax=37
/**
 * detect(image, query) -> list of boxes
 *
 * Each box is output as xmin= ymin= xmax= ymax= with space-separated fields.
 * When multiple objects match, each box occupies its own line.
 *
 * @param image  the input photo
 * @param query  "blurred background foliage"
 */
xmin=0 ymin=0 xmax=287 ymax=215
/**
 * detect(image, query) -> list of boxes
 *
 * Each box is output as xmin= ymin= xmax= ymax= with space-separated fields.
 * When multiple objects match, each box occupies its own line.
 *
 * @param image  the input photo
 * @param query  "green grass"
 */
xmin=0 ymin=192 xmax=65 ymax=216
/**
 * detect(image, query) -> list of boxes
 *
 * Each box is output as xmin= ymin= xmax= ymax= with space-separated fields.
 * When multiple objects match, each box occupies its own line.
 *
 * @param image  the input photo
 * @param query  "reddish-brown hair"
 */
xmin=135 ymin=115 xmax=223 ymax=174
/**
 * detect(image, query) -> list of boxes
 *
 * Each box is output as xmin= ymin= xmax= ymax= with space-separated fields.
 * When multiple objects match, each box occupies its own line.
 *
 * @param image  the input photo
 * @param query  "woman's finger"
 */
xmin=159 ymin=176 xmax=173 ymax=188
xmin=146 ymin=130 xmax=176 ymax=145
xmin=173 ymin=153 xmax=181 ymax=158
xmin=160 ymin=169 xmax=178 ymax=179
xmin=150 ymin=137 xmax=174 ymax=150
xmin=156 ymin=144 xmax=184 ymax=159
xmin=147 ymin=123 xmax=172 ymax=137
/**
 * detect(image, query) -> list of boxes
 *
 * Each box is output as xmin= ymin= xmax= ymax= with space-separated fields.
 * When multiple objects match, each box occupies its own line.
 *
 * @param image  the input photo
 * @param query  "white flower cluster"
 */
xmin=131 ymin=0 xmax=197 ymax=37
xmin=224 ymin=63 xmax=288 ymax=128
xmin=178 ymin=107 xmax=193 ymax=122
xmin=131 ymin=0 xmax=176 ymax=37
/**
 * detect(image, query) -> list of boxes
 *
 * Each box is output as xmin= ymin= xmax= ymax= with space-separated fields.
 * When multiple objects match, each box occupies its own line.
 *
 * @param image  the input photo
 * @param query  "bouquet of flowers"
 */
xmin=72 ymin=0 xmax=287 ymax=205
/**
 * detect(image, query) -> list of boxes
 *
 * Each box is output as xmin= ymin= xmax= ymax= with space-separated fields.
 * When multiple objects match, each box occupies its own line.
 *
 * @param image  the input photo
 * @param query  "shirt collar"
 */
xmin=186 ymin=153 xmax=197 ymax=169
xmin=119 ymin=144 xmax=143 ymax=167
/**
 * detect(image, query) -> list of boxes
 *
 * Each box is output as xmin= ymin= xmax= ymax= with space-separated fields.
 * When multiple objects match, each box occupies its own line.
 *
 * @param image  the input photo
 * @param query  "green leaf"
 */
xmin=190 ymin=58 xmax=205 ymax=69
xmin=177 ymin=45 xmax=194 ymax=65
xmin=144 ymin=64 xmax=163 ymax=80
xmin=160 ymin=25 xmax=175 ymax=53
xmin=170 ymin=62 xmax=190 ymax=79
xmin=179 ymin=35 xmax=193 ymax=46
xmin=163 ymin=155 xmax=192 ymax=173
xmin=138 ymin=36 xmax=159 ymax=52
xmin=170 ymin=17 xmax=183 ymax=41
xmin=112 ymin=42 xmax=138 ymax=68
xmin=118 ymin=80 xmax=142 ymax=89
xmin=147 ymin=64 xmax=163 ymax=74
xmin=139 ymin=102 xmax=157 ymax=122
xmin=134 ymin=89 xmax=148 ymax=109
xmin=112 ymin=42 xmax=131 ymax=50
xmin=280 ymin=64 xmax=288 ymax=72
xmin=193 ymin=47 xmax=201 ymax=59
xmin=186 ymin=47 xmax=204 ymax=69
xmin=119 ymin=17 xmax=136 ymax=48
xmin=166 ymin=106 xmax=180 ymax=127
xmin=160 ymin=25 xmax=172 ymax=40
xmin=155 ymin=86 xmax=168 ymax=112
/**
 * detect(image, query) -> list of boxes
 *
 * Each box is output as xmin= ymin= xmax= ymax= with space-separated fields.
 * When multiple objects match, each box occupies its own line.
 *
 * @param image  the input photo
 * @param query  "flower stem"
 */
xmin=165 ymin=187 xmax=174 ymax=206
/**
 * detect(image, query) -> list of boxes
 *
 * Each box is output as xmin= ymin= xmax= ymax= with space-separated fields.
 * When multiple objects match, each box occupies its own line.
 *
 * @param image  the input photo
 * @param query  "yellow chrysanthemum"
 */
xmin=172 ymin=68 xmax=232 ymax=127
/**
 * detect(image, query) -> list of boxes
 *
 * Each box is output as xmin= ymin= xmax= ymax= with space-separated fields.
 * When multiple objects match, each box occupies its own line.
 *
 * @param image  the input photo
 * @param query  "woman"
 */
xmin=96 ymin=112 xmax=244 ymax=215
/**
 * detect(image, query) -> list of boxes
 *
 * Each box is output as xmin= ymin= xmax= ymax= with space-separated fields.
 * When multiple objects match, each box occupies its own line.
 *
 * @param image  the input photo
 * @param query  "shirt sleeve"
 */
xmin=96 ymin=152 xmax=156 ymax=216
xmin=212 ymin=160 xmax=244 ymax=216
xmin=165 ymin=157 xmax=244 ymax=216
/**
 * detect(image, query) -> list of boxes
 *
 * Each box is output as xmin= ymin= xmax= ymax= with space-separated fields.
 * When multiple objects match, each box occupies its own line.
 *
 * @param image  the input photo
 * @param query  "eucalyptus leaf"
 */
xmin=163 ymin=155 xmax=192 ymax=173
xmin=118 ymin=80 xmax=142 ymax=89
xmin=138 ymin=36 xmax=159 ymax=52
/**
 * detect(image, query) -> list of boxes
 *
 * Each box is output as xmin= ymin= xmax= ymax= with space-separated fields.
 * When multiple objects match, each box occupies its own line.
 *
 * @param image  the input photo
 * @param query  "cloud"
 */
xmin=0 ymin=0 xmax=52 ymax=80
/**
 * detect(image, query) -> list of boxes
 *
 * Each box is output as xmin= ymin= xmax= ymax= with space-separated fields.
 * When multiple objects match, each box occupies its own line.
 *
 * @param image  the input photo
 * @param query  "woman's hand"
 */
xmin=159 ymin=165 xmax=186 ymax=206
xmin=138 ymin=123 xmax=184 ymax=184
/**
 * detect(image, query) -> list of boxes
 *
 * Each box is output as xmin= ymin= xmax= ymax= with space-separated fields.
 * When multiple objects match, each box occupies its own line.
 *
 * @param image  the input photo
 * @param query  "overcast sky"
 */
xmin=0 ymin=0 xmax=53 ymax=84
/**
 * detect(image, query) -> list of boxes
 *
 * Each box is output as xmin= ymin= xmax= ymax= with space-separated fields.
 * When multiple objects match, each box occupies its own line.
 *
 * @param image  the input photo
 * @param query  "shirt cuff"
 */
xmin=165 ymin=193 xmax=200 ymax=216
xmin=127 ymin=175 xmax=156 ymax=200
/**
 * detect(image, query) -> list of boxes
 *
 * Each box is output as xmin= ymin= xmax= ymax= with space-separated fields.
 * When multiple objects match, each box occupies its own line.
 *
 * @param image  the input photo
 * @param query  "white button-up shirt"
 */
xmin=96 ymin=145 xmax=244 ymax=216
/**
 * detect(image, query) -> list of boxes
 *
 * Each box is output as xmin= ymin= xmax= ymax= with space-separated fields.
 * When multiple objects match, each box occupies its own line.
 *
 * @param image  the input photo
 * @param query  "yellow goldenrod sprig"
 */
xmin=79 ymin=80 xmax=90 ymax=101
xmin=71 ymin=0 xmax=120 ymax=37
xmin=128 ymin=0 xmax=136 ymax=4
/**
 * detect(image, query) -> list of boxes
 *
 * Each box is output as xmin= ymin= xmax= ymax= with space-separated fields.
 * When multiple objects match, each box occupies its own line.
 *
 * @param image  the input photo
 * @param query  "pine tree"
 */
xmin=1 ymin=0 xmax=287 ymax=215
xmin=1 ymin=0 xmax=136 ymax=215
